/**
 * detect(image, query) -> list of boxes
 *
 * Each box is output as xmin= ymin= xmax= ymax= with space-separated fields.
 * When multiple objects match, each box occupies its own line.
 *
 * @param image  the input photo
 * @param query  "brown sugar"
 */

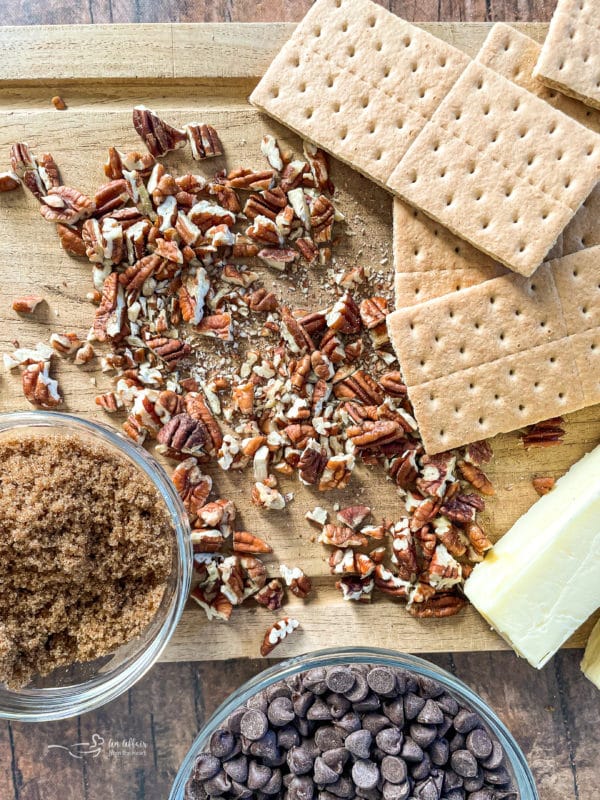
xmin=0 ymin=431 xmax=175 ymax=689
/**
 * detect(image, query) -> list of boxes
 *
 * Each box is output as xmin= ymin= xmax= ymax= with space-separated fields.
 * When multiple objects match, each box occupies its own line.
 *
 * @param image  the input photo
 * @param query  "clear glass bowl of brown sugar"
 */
xmin=171 ymin=648 xmax=538 ymax=800
xmin=0 ymin=411 xmax=192 ymax=721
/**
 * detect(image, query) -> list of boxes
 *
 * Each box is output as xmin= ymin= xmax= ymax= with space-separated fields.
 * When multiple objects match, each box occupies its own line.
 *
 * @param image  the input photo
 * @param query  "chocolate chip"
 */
xmin=287 ymin=774 xmax=315 ymax=800
xmin=203 ymin=769 xmax=232 ymax=795
xmin=444 ymin=790 xmax=466 ymax=800
xmin=381 ymin=754 xmax=407 ymax=784
xmin=250 ymin=730 xmax=279 ymax=761
xmin=382 ymin=780 xmax=411 ymax=800
xmin=362 ymin=712 xmax=391 ymax=735
xmin=344 ymin=671 xmax=370 ymax=703
xmin=315 ymin=726 xmax=344 ymax=752
xmin=414 ymin=776 xmax=440 ymax=800
xmin=303 ymin=668 xmax=328 ymax=695
xmin=409 ymin=722 xmax=438 ymax=748
xmin=484 ymin=765 xmax=511 ymax=786
xmin=293 ymin=691 xmax=316 ymax=718
xmin=193 ymin=753 xmax=221 ymax=781
xmin=226 ymin=707 xmax=247 ymax=735
xmin=326 ymin=666 xmax=356 ymax=694
xmin=463 ymin=766 xmax=484 ymax=792
xmin=314 ymin=755 xmax=340 ymax=785
xmin=436 ymin=693 xmax=459 ymax=716
xmin=382 ymin=697 xmax=405 ymax=727
xmin=278 ymin=725 xmax=301 ymax=750
xmin=451 ymin=749 xmax=479 ymax=778
xmin=366 ymin=666 xmax=397 ymax=696
xmin=418 ymin=676 xmax=445 ymax=699
xmin=326 ymin=692 xmax=351 ymax=719
xmin=308 ymin=698 xmax=333 ymax=721
xmin=262 ymin=767 xmax=282 ymax=795
xmin=417 ymin=699 xmax=444 ymax=725
xmin=321 ymin=747 xmax=348 ymax=774
xmin=466 ymin=728 xmax=493 ymax=760
xmin=326 ymin=775 xmax=354 ymax=798
xmin=222 ymin=753 xmax=248 ymax=783
xmin=265 ymin=682 xmax=291 ymax=702
xmin=229 ymin=779 xmax=251 ymax=799
xmin=481 ymin=741 xmax=505 ymax=770
xmin=240 ymin=709 xmax=268 ymax=741
xmin=247 ymin=760 xmax=272 ymax=790
xmin=268 ymin=696 xmax=295 ymax=727
xmin=353 ymin=692 xmax=381 ymax=713
xmin=210 ymin=728 xmax=236 ymax=759
xmin=469 ymin=790 xmax=495 ymax=800
xmin=352 ymin=759 xmax=380 ymax=790
xmin=345 ymin=728 xmax=373 ymax=759
xmin=437 ymin=713 xmax=454 ymax=738
xmin=334 ymin=711 xmax=361 ymax=734
xmin=453 ymin=709 xmax=480 ymax=734
xmin=398 ymin=735 xmax=422 ymax=763
xmin=430 ymin=737 xmax=450 ymax=766
xmin=404 ymin=691 xmax=426 ymax=720
xmin=375 ymin=726 xmax=403 ymax=755
xmin=443 ymin=768 xmax=464 ymax=791
xmin=287 ymin=744 xmax=316 ymax=775
xmin=449 ymin=732 xmax=466 ymax=752
xmin=411 ymin=751 xmax=431 ymax=781
xmin=247 ymin=692 xmax=268 ymax=712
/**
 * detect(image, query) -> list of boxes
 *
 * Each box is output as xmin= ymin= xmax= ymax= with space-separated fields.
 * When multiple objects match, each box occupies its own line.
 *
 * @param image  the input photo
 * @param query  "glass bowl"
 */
xmin=0 ymin=410 xmax=192 ymax=722
xmin=170 ymin=647 xmax=538 ymax=799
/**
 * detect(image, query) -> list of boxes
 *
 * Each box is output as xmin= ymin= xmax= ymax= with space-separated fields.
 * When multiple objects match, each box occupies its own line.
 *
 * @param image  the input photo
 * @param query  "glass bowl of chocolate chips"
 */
xmin=171 ymin=647 xmax=537 ymax=800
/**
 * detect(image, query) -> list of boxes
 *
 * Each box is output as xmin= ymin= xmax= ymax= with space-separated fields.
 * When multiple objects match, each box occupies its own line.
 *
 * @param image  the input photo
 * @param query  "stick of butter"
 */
xmin=582 ymin=618 xmax=600 ymax=690
xmin=464 ymin=444 xmax=600 ymax=668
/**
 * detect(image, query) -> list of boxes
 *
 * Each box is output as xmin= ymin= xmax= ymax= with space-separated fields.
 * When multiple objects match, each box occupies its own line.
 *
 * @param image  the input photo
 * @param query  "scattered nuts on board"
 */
xmin=185 ymin=663 xmax=518 ymax=800
xmin=0 ymin=431 xmax=174 ymax=689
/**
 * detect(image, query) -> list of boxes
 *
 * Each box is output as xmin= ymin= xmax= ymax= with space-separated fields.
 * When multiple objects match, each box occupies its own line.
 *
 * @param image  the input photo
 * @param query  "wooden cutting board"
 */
xmin=0 ymin=22 xmax=598 ymax=662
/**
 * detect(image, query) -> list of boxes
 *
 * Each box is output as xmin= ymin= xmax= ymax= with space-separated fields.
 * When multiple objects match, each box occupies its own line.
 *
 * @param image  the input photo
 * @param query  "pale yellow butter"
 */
xmin=464 ymin=444 xmax=600 ymax=669
xmin=582 ymin=618 xmax=600 ymax=690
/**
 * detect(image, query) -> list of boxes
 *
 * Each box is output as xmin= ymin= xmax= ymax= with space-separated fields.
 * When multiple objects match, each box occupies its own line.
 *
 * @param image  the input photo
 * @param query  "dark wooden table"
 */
xmin=1 ymin=2 xmax=598 ymax=800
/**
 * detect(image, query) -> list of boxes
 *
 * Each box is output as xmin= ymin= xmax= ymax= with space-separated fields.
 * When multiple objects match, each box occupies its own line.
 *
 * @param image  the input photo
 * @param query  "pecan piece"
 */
xmin=532 ymin=476 xmax=555 ymax=496
xmin=280 ymin=564 xmax=312 ymax=599
xmin=93 ymin=273 xmax=126 ymax=342
xmin=260 ymin=134 xmax=284 ymax=171
xmin=50 ymin=332 xmax=82 ymax=356
xmin=194 ymin=313 xmax=233 ymax=341
xmin=258 ymin=247 xmax=298 ymax=271
xmin=465 ymin=520 xmax=493 ymax=557
xmin=185 ymin=392 xmax=223 ymax=451
xmin=326 ymin=291 xmax=361 ymax=334
xmin=51 ymin=95 xmax=67 ymax=110
xmin=233 ymin=531 xmax=273 ymax=554
xmin=191 ymin=585 xmax=233 ymax=622
xmin=348 ymin=420 xmax=404 ymax=450
xmin=440 ymin=493 xmax=485 ymax=524
xmin=132 ymin=105 xmax=187 ymax=157
xmin=520 ymin=417 xmax=565 ymax=447
xmin=304 ymin=143 xmax=334 ymax=193
xmin=337 ymin=576 xmax=375 ymax=603
xmin=457 ymin=460 xmax=495 ymax=496
xmin=335 ymin=370 xmax=384 ymax=405
xmin=336 ymin=505 xmax=371 ymax=530
xmin=247 ymin=288 xmax=278 ymax=313
xmin=319 ymin=524 xmax=368 ymax=549
xmin=373 ymin=564 xmax=410 ymax=598
xmin=380 ymin=371 xmax=407 ymax=398
xmin=254 ymin=579 xmax=284 ymax=611
xmin=22 ymin=362 xmax=62 ymax=409
xmin=359 ymin=296 xmax=388 ymax=329
xmin=184 ymin=123 xmax=223 ymax=160
xmin=298 ymin=440 xmax=328 ymax=485
xmin=12 ymin=295 xmax=44 ymax=313
xmin=40 ymin=186 xmax=95 ymax=224
xmin=94 ymin=179 xmax=129 ymax=216
xmin=172 ymin=457 xmax=213 ymax=521
xmin=464 ymin=439 xmax=493 ymax=465
xmin=0 ymin=171 xmax=21 ymax=192
xmin=280 ymin=307 xmax=314 ymax=354
xmin=147 ymin=336 xmax=191 ymax=369
xmin=157 ymin=413 xmax=208 ymax=455
xmin=56 ymin=223 xmax=86 ymax=256
xmin=295 ymin=237 xmax=319 ymax=264
xmin=407 ymin=593 xmax=467 ymax=618
xmin=260 ymin=617 xmax=300 ymax=657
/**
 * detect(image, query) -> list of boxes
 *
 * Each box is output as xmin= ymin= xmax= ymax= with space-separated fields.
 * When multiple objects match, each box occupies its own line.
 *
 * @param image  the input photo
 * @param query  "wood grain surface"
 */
xmin=0 ymin=22 xmax=598 ymax=664
xmin=0 ymin=5 xmax=598 ymax=800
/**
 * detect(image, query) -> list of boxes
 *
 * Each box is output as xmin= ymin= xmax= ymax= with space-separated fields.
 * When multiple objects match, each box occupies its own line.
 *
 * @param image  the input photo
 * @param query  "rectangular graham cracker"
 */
xmin=394 ymin=24 xmax=600 ymax=310
xmin=534 ymin=0 xmax=600 ymax=111
xmin=249 ymin=0 xmax=469 ymax=188
xmin=386 ymin=244 xmax=600 ymax=453
xmin=388 ymin=60 xmax=600 ymax=277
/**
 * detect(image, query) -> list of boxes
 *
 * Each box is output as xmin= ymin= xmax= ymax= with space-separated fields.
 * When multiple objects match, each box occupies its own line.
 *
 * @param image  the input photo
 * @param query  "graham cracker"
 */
xmin=249 ymin=0 xmax=469 ymax=187
xmin=534 ymin=0 xmax=600 ymax=111
xmin=388 ymin=60 xmax=600 ymax=277
xmin=387 ymin=244 xmax=600 ymax=453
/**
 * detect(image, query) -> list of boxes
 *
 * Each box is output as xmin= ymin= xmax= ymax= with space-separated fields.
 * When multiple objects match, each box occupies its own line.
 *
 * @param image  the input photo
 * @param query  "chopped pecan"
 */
xmin=295 ymin=236 xmax=319 ymax=264
xmin=310 ymin=350 xmax=334 ymax=381
xmin=185 ymin=392 xmax=223 ymax=451
xmin=433 ymin=517 xmax=467 ymax=558
xmin=532 ymin=476 xmax=555 ymax=496
xmin=388 ymin=449 xmax=419 ymax=488
xmin=260 ymin=134 xmax=283 ymax=171
xmin=319 ymin=524 xmax=368 ymax=549
xmin=40 ymin=186 xmax=95 ymax=224
xmin=284 ymin=423 xmax=316 ymax=450
xmin=157 ymin=413 xmax=208 ymax=455
xmin=12 ymin=295 xmax=44 ymax=313
xmin=195 ymin=312 xmax=233 ymax=341
xmin=416 ymin=453 xmax=457 ymax=499
xmin=191 ymin=585 xmax=233 ymax=622
xmin=197 ymin=499 xmax=236 ymax=534
xmin=329 ymin=549 xmax=375 ymax=577
xmin=280 ymin=307 xmax=314 ymax=354
xmin=390 ymin=524 xmax=419 ymax=582
xmin=337 ymin=576 xmax=374 ymax=603
xmin=298 ymin=439 xmax=328 ymax=485
xmin=326 ymin=291 xmax=361 ymax=334
xmin=51 ymin=95 xmax=67 ymax=110
xmin=465 ymin=520 xmax=493 ymax=557
xmin=0 ymin=171 xmax=21 ymax=192
xmin=379 ymin=371 xmax=407 ymax=398
xmin=260 ymin=617 xmax=300 ymax=657
xmin=310 ymin=195 xmax=335 ymax=243
xmin=93 ymin=273 xmax=126 ymax=342
xmin=520 ymin=417 xmax=565 ymax=447
xmin=227 ymin=168 xmax=274 ymax=191
xmin=254 ymin=579 xmax=284 ymax=611
xmin=251 ymin=480 xmax=286 ymax=510
xmin=303 ymin=143 xmax=333 ymax=193
xmin=247 ymin=288 xmax=278 ymax=313
xmin=409 ymin=496 xmax=441 ymax=532
xmin=95 ymin=391 xmax=121 ymax=412
xmin=318 ymin=454 xmax=354 ymax=491
xmin=191 ymin=528 xmax=225 ymax=553
xmin=336 ymin=505 xmax=371 ymax=530
xmin=172 ymin=457 xmax=213 ymax=521
xmin=132 ymin=105 xmax=187 ymax=157
xmin=222 ymin=264 xmax=258 ymax=288
xmin=50 ymin=332 xmax=81 ymax=356
xmin=335 ymin=369 xmax=384 ymax=405
xmin=56 ymin=223 xmax=86 ymax=256
xmin=244 ymin=187 xmax=287 ymax=220
xmin=407 ymin=593 xmax=467 ymax=618
xmin=233 ymin=530 xmax=272 ymax=554
xmin=246 ymin=214 xmax=283 ymax=246
xmin=457 ymin=460 xmax=495 ymax=496
xmin=359 ymin=296 xmax=388 ymax=329
xmin=94 ymin=179 xmax=129 ymax=216
xmin=147 ymin=336 xmax=191 ymax=368
xmin=464 ymin=439 xmax=493 ymax=465
xmin=348 ymin=420 xmax=404 ymax=450
xmin=373 ymin=564 xmax=410 ymax=598
xmin=280 ymin=159 xmax=310 ymax=192
xmin=258 ymin=247 xmax=298 ymax=270
xmin=22 ymin=362 xmax=62 ymax=409
xmin=280 ymin=564 xmax=312 ymax=599
xmin=73 ymin=342 xmax=95 ymax=365
xmin=440 ymin=493 xmax=485 ymax=524
xmin=184 ymin=123 xmax=223 ymax=160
